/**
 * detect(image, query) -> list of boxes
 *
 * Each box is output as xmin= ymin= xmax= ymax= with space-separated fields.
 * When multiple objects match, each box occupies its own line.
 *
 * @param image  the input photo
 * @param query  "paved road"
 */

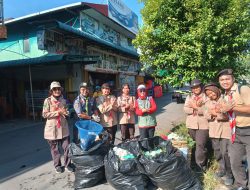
xmin=0 ymin=93 xmax=186 ymax=190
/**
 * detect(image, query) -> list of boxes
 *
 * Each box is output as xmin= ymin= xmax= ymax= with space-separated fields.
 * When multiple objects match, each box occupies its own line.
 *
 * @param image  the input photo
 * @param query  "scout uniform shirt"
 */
xmin=223 ymin=83 xmax=250 ymax=127
xmin=204 ymin=98 xmax=230 ymax=139
xmin=184 ymin=93 xmax=209 ymax=130
xmin=42 ymin=96 xmax=69 ymax=140
xmin=117 ymin=95 xmax=136 ymax=125
xmin=96 ymin=95 xmax=118 ymax=127
xmin=73 ymin=95 xmax=96 ymax=118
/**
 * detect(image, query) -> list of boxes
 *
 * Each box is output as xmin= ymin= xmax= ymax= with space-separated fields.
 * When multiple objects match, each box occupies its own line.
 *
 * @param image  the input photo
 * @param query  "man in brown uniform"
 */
xmin=218 ymin=69 xmax=250 ymax=190
xmin=184 ymin=79 xmax=209 ymax=172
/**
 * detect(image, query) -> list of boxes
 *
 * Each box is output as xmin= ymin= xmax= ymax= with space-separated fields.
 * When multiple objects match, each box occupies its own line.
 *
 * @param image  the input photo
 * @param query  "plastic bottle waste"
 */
xmin=144 ymin=149 xmax=163 ymax=158
xmin=113 ymin=147 xmax=135 ymax=160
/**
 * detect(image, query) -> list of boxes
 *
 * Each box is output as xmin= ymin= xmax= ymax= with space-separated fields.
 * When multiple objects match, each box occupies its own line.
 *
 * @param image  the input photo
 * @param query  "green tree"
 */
xmin=134 ymin=0 xmax=250 ymax=86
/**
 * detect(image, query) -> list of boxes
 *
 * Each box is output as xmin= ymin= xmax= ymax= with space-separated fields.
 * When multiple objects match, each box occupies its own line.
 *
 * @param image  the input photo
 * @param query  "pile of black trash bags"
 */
xmin=69 ymin=136 xmax=202 ymax=190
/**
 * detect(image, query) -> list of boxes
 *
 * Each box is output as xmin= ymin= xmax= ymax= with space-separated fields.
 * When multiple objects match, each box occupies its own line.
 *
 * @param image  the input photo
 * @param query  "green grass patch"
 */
xmin=203 ymin=160 xmax=220 ymax=190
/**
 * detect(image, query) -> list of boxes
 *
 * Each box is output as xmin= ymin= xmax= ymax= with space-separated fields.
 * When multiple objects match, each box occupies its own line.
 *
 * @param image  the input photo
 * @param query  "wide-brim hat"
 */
xmin=50 ymin=81 xmax=62 ymax=90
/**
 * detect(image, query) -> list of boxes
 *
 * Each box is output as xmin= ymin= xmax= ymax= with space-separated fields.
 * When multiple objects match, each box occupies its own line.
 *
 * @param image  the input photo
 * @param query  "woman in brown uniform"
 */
xmin=96 ymin=83 xmax=118 ymax=144
xmin=184 ymin=79 xmax=209 ymax=172
xmin=203 ymin=83 xmax=233 ymax=186
xmin=42 ymin=81 xmax=74 ymax=173
xmin=117 ymin=83 xmax=136 ymax=141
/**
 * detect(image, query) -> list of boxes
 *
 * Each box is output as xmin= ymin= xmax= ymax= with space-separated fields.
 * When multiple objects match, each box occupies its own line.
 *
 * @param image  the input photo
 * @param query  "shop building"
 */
xmin=0 ymin=1 xmax=144 ymax=121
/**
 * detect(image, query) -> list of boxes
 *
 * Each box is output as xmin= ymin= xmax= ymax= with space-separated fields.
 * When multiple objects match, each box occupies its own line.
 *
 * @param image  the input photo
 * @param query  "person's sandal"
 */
xmin=55 ymin=166 xmax=63 ymax=173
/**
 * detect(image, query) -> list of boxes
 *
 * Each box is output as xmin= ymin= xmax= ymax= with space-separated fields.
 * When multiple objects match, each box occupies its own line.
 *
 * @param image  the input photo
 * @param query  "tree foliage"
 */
xmin=134 ymin=0 xmax=250 ymax=86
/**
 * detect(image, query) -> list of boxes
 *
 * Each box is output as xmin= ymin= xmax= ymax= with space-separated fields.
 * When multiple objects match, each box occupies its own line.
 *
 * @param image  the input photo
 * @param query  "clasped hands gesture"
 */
xmin=79 ymin=112 xmax=91 ymax=120
xmin=141 ymin=108 xmax=150 ymax=113
xmin=208 ymin=100 xmax=235 ymax=118
xmin=122 ymin=102 xmax=135 ymax=111
xmin=188 ymin=99 xmax=203 ymax=110
xmin=216 ymin=100 xmax=235 ymax=113
xmin=58 ymin=107 xmax=69 ymax=118
xmin=103 ymin=97 xmax=117 ymax=109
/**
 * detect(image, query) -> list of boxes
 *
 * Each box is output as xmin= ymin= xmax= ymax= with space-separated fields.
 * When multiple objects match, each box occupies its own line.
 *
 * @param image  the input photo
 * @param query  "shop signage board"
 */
xmin=80 ymin=12 xmax=136 ymax=51
xmin=65 ymin=55 xmax=100 ymax=62
xmin=107 ymin=0 xmax=139 ymax=34
xmin=85 ymin=60 xmax=118 ymax=73
xmin=85 ymin=59 xmax=138 ymax=75
xmin=37 ymin=30 xmax=85 ymax=54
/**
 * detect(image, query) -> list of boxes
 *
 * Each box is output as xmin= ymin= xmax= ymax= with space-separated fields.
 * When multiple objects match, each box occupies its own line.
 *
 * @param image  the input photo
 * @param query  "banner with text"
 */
xmin=107 ymin=0 xmax=139 ymax=34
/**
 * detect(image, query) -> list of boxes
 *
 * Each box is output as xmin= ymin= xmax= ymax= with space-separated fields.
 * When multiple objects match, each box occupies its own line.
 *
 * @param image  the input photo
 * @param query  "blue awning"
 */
xmin=0 ymin=54 xmax=100 ymax=68
xmin=55 ymin=21 xmax=139 ymax=58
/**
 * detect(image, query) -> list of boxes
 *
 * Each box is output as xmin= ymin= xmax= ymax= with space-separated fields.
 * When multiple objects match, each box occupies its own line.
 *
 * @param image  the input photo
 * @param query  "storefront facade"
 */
xmin=0 ymin=2 xmax=143 ymax=120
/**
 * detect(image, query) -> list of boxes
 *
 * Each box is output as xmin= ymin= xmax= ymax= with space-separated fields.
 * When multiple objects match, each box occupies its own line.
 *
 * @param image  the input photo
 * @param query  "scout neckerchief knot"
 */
xmin=123 ymin=95 xmax=131 ymax=121
xmin=107 ymin=96 xmax=113 ymax=125
xmin=193 ymin=95 xmax=201 ymax=116
xmin=53 ymin=100 xmax=61 ymax=128
xmin=227 ymin=92 xmax=236 ymax=143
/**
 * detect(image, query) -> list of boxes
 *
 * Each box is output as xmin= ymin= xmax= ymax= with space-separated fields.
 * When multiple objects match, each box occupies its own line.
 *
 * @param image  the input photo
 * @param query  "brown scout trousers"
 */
xmin=188 ymin=129 xmax=209 ymax=168
xmin=47 ymin=136 xmax=71 ymax=168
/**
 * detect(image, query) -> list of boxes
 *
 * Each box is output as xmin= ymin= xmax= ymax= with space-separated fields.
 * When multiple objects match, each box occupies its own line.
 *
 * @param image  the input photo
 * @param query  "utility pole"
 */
xmin=0 ymin=0 xmax=7 ymax=39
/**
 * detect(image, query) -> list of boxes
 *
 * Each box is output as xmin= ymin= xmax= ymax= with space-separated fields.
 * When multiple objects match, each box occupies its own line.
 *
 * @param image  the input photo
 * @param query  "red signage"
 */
xmin=0 ymin=25 xmax=7 ymax=39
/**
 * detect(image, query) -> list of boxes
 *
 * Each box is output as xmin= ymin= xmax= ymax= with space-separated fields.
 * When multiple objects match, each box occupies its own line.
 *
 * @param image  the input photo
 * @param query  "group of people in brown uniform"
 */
xmin=184 ymin=69 xmax=250 ymax=190
xmin=42 ymin=81 xmax=157 ymax=174
xmin=41 ymin=68 xmax=250 ymax=190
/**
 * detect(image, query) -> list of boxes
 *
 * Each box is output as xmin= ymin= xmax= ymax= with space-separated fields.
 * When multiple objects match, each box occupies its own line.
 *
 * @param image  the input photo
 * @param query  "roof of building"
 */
xmin=0 ymin=54 xmax=101 ymax=68
xmin=5 ymin=2 xmax=100 ymax=24
xmin=4 ymin=2 xmax=134 ymax=36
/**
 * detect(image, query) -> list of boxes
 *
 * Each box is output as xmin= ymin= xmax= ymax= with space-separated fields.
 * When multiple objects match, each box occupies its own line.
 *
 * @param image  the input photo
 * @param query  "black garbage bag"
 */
xmin=138 ymin=136 xmax=202 ymax=190
xmin=74 ymin=165 xmax=105 ymax=189
xmin=104 ymin=141 xmax=146 ymax=190
xmin=69 ymin=136 xmax=110 ymax=189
